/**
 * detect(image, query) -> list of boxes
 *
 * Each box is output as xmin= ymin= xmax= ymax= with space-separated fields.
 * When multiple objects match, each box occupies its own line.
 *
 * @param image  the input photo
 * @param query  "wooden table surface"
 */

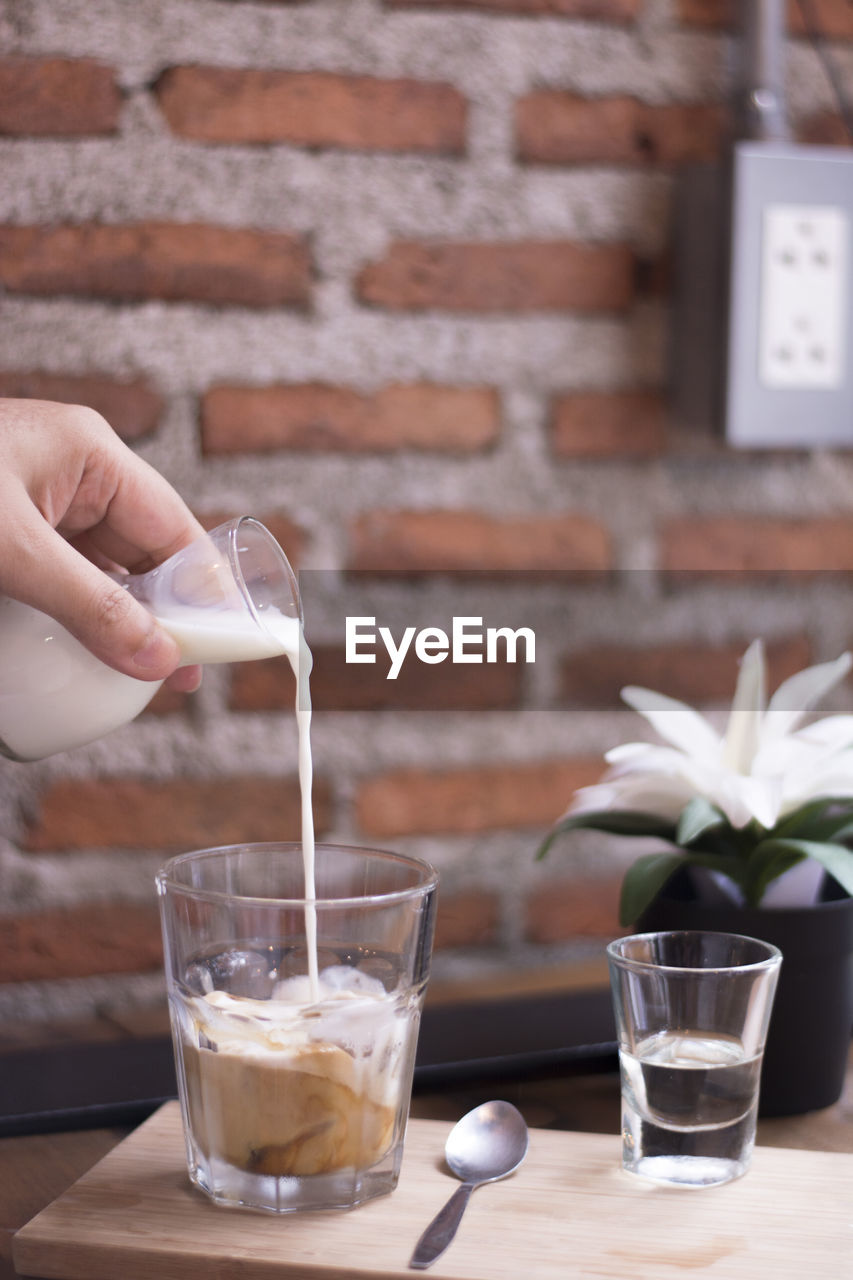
xmin=3 ymin=1051 xmax=853 ymax=1280
xmin=13 ymin=1105 xmax=853 ymax=1280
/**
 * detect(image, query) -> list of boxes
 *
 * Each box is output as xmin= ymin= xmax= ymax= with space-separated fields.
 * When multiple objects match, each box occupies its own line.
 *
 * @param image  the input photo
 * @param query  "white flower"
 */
xmin=571 ymin=640 xmax=853 ymax=832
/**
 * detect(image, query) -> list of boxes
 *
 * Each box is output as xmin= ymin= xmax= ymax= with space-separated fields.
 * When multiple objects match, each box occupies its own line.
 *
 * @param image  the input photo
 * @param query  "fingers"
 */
xmin=3 ymin=487 xmax=185 ymax=681
xmin=0 ymin=396 xmax=203 ymax=574
xmin=51 ymin=556 xmax=183 ymax=682
xmin=166 ymin=664 xmax=203 ymax=694
xmin=0 ymin=399 xmax=205 ymax=680
xmin=96 ymin=444 xmax=206 ymax=572
xmin=59 ymin=440 xmax=205 ymax=574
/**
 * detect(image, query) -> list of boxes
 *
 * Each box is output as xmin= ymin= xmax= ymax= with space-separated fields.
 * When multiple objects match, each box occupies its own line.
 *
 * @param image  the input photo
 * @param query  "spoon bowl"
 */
xmin=445 ymin=1100 xmax=530 ymax=1183
xmin=409 ymin=1101 xmax=529 ymax=1270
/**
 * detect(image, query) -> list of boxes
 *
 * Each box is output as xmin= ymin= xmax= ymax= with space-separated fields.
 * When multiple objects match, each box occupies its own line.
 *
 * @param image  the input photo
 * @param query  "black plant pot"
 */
xmin=636 ymin=868 xmax=853 ymax=1117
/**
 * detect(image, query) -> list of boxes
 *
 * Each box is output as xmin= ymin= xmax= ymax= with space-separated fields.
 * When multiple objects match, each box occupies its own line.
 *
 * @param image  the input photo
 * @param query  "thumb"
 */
xmin=7 ymin=520 xmax=182 ymax=681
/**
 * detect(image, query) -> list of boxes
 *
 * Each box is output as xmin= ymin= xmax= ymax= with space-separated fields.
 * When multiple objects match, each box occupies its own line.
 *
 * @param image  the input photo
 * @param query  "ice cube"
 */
xmin=184 ymin=960 xmax=215 ymax=995
xmin=355 ymin=954 xmax=398 ymax=991
xmin=272 ymin=973 xmax=318 ymax=1004
xmin=320 ymin=964 xmax=387 ymax=998
xmin=202 ymin=948 xmax=277 ymax=998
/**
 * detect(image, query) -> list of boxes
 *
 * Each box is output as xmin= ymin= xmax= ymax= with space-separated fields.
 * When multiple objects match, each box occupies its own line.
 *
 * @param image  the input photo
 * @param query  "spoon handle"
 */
xmin=409 ymin=1181 xmax=475 ymax=1270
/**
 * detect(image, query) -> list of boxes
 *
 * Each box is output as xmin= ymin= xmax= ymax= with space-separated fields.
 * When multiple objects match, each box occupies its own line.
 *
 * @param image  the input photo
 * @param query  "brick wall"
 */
xmin=0 ymin=0 xmax=852 ymax=1024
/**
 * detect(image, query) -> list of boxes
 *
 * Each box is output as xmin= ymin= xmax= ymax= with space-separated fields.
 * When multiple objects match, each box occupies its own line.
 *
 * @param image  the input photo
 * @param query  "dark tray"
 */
xmin=0 ymin=985 xmax=617 ymax=1137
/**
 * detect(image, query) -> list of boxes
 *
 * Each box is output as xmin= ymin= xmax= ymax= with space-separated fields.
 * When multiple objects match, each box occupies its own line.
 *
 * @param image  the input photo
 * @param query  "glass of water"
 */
xmin=607 ymin=930 xmax=782 ymax=1189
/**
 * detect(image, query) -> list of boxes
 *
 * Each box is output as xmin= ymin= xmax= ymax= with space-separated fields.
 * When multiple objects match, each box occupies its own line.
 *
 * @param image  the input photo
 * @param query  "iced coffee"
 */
xmin=158 ymin=843 xmax=437 ymax=1213
xmin=176 ymin=965 xmax=414 ymax=1181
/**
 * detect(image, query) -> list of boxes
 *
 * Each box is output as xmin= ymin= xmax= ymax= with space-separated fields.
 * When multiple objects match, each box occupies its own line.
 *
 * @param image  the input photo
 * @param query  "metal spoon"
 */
xmin=409 ymin=1100 xmax=530 ymax=1270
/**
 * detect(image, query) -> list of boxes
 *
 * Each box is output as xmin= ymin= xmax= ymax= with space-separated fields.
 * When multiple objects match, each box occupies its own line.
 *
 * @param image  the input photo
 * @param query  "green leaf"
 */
xmin=771 ymin=798 xmax=853 ymax=841
xmin=676 ymin=797 xmax=727 ymax=847
xmin=620 ymin=847 xmax=754 ymax=925
xmin=782 ymin=815 xmax=853 ymax=845
xmin=619 ymin=852 xmax=687 ymax=926
xmin=801 ymin=840 xmax=853 ymax=896
xmin=681 ymin=850 xmax=752 ymax=887
xmin=741 ymin=842 xmax=807 ymax=906
xmin=536 ymin=810 xmax=678 ymax=861
xmin=748 ymin=837 xmax=853 ymax=901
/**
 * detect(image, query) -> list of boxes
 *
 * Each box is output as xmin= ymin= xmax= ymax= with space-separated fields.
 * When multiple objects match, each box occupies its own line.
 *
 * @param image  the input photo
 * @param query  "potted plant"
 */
xmin=538 ymin=640 xmax=853 ymax=1116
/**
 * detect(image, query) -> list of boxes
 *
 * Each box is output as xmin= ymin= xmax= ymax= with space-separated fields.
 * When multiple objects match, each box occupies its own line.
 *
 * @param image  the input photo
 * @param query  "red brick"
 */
xmin=23 ymin=776 xmax=331 ymax=853
xmin=0 ymin=904 xmax=162 ymax=984
xmin=525 ymin=876 xmax=623 ymax=943
xmin=0 ymin=223 xmax=312 ymax=308
xmin=356 ymin=240 xmax=634 ymax=313
xmin=799 ymin=112 xmax=851 ymax=148
xmin=433 ymin=889 xmax=501 ymax=949
xmin=348 ymin=509 xmax=612 ymax=574
xmin=560 ymin=636 xmax=812 ymax=708
xmin=156 ymin=67 xmax=467 ymax=155
xmin=355 ymin=758 xmax=604 ymax=838
xmin=787 ymin=0 xmax=853 ymax=35
xmin=229 ymin=660 xmax=297 ymax=712
xmin=550 ymin=391 xmax=667 ymax=457
xmin=0 ymin=372 xmax=164 ymax=441
xmin=143 ymin=683 xmax=194 ymax=716
xmin=677 ymin=0 xmax=853 ymax=36
xmin=516 ymin=94 xmax=728 ymax=166
xmin=386 ymin=0 xmax=639 ymax=18
xmin=201 ymin=384 xmax=500 ymax=454
xmin=229 ymin=644 xmax=523 ymax=712
xmin=661 ymin=517 xmax=853 ymax=575
xmin=0 ymin=59 xmax=120 ymax=136
xmin=675 ymin=0 xmax=733 ymax=25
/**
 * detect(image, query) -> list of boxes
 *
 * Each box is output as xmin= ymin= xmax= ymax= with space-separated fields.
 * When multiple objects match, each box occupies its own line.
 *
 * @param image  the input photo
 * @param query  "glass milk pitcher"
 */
xmin=0 ymin=518 xmax=301 ymax=761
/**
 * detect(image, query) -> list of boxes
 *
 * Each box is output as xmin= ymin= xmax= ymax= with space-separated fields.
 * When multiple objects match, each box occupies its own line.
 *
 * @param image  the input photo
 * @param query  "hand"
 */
xmin=0 ymin=398 xmax=204 ymax=691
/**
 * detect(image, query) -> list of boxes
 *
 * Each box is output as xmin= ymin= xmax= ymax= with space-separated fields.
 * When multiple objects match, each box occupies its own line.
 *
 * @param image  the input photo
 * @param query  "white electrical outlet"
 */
xmin=759 ymin=203 xmax=849 ymax=390
xmin=723 ymin=144 xmax=853 ymax=448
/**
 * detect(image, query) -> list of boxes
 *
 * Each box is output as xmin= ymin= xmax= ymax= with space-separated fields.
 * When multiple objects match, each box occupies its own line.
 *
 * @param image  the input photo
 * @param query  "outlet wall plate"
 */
xmin=725 ymin=141 xmax=853 ymax=448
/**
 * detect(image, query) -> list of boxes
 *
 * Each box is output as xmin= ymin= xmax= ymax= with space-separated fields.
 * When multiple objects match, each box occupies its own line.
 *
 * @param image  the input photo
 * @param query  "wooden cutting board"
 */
xmin=12 ymin=1101 xmax=853 ymax=1280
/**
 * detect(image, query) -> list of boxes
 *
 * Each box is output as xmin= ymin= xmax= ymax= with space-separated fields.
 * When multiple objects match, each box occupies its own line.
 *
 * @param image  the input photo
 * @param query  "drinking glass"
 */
xmin=607 ymin=930 xmax=781 ymax=1188
xmin=157 ymin=842 xmax=438 ymax=1213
